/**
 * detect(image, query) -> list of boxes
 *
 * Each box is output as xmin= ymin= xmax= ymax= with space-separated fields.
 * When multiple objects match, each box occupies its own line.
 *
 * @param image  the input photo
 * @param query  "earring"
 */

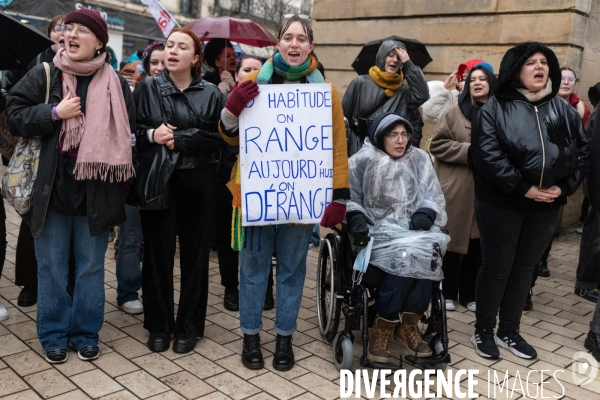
xmin=96 ymin=49 xmax=100 ymax=55
xmin=191 ymin=62 xmax=195 ymax=68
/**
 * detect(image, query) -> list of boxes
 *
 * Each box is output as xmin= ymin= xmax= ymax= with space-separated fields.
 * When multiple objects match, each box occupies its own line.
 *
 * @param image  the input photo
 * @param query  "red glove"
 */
xmin=225 ymin=80 xmax=259 ymax=117
xmin=320 ymin=201 xmax=346 ymax=228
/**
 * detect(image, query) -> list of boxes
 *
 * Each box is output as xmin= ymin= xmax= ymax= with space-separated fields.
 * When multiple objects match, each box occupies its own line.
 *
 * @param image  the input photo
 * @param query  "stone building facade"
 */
xmin=313 ymin=0 xmax=600 ymax=229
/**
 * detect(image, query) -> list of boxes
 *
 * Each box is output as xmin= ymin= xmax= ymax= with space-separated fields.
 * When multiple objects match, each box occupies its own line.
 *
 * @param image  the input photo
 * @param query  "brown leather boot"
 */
xmin=367 ymin=316 xmax=399 ymax=363
xmin=395 ymin=312 xmax=432 ymax=357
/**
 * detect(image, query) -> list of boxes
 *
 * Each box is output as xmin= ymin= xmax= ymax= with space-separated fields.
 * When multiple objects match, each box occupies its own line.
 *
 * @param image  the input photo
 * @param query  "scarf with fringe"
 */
xmin=517 ymin=78 xmax=553 ymax=103
xmin=53 ymin=48 xmax=134 ymax=182
xmin=369 ymin=66 xmax=404 ymax=97
xmin=256 ymin=53 xmax=324 ymax=84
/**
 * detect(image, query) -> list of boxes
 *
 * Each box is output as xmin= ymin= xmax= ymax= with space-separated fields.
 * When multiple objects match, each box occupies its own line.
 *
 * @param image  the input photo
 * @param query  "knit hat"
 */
xmin=368 ymin=112 xmax=413 ymax=154
xmin=494 ymin=42 xmax=561 ymax=101
xmin=64 ymin=9 xmax=109 ymax=45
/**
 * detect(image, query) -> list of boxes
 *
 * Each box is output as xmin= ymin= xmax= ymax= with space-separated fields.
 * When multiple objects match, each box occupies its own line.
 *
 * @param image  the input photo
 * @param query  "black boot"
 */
xmin=223 ymin=288 xmax=239 ymax=311
xmin=242 ymin=334 xmax=264 ymax=369
xmin=536 ymin=259 xmax=550 ymax=278
xmin=585 ymin=331 xmax=600 ymax=362
xmin=18 ymin=285 xmax=37 ymax=307
xmin=523 ymin=289 xmax=533 ymax=311
xmin=273 ymin=334 xmax=294 ymax=371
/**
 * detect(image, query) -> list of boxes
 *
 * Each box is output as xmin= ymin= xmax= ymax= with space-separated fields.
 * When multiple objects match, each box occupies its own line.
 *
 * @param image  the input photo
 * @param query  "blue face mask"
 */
xmin=352 ymin=237 xmax=374 ymax=284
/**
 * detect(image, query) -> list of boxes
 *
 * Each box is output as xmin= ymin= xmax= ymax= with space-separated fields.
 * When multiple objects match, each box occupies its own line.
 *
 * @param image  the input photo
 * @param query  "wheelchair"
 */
xmin=316 ymin=225 xmax=451 ymax=371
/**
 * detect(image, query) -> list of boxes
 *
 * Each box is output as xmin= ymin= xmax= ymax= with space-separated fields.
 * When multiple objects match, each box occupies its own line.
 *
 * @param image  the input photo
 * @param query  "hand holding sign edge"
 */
xmin=225 ymin=80 xmax=260 ymax=117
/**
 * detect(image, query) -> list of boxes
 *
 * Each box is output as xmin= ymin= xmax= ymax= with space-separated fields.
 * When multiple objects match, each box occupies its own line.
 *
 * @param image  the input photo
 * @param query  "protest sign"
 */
xmin=239 ymin=83 xmax=333 ymax=226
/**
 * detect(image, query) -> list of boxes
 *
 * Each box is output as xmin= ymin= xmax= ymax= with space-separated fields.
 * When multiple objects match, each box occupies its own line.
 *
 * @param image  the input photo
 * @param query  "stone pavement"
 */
xmin=0 ymin=200 xmax=599 ymax=399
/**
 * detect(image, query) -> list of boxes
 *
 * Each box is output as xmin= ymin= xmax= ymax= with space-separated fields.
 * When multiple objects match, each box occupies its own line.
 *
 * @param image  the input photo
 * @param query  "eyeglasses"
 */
xmin=61 ymin=24 xmax=91 ymax=36
xmin=52 ymin=24 xmax=64 ymax=33
xmin=561 ymin=76 xmax=576 ymax=83
xmin=283 ymin=14 xmax=311 ymax=20
xmin=386 ymin=132 xmax=411 ymax=142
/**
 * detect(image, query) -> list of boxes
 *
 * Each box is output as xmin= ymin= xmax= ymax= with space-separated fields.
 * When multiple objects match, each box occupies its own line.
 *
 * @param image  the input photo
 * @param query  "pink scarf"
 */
xmin=53 ymin=48 xmax=134 ymax=182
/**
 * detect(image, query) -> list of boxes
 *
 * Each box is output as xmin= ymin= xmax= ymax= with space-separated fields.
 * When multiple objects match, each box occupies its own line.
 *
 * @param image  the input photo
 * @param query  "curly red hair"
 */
xmin=167 ymin=27 xmax=203 ymax=79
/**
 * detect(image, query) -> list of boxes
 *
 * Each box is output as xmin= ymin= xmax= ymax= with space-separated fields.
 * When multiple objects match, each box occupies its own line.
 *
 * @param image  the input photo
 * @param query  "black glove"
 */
xmin=409 ymin=208 xmax=436 ymax=231
xmin=347 ymin=211 xmax=370 ymax=246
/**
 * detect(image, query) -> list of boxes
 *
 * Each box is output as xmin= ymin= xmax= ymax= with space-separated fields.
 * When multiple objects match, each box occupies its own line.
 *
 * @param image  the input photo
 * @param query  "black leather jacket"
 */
xmin=133 ymin=72 xmax=224 ymax=169
xmin=471 ymin=94 xmax=590 ymax=211
xmin=6 ymin=63 xmax=137 ymax=238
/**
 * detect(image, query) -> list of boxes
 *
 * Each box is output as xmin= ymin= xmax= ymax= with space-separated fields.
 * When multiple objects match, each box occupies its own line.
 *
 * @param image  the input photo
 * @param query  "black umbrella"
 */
xmin=0 ymin=11 xmax=54 ymax=70
xmin=351 ymin=35 xmax=432 ymax=75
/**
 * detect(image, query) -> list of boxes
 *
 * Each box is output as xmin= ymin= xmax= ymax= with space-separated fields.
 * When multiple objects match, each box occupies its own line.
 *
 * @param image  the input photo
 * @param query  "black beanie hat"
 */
xmin=64 ymin=9 xmax=109 ymax=46
xmin=367 ymin=112 xmax=413 ymax=153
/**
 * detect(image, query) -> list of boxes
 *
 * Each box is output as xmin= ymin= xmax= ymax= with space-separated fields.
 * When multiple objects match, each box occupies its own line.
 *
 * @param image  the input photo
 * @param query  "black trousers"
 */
xmin=141 ymin=166 xmax=218 ymax=337
xmin=441 ymin=238 xmax=481 ymax=305
xmin=15 ymin=219 xmax=37 ymax=286
xmin=474 ymin=197 xmax=558 ymax=332
xmin=215 ymin=182 xmax=274 ymax=293
xmin=576 ymin=204 xmax=600 ymax=289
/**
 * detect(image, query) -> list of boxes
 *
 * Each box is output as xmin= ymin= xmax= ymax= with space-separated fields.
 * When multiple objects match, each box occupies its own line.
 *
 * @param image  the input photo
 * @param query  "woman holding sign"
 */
xmin=219 ymin=15 xmax=349 ymax=371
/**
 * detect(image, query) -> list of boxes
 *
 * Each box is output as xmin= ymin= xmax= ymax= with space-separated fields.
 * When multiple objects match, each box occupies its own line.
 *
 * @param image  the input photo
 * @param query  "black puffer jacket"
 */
xmin=6 ymin=62 xmax=137 ymax=238
xmin=133 ymin=72 xmax=224 ymax=168
xmin=471 ymin=42 xmax=590 ymax=211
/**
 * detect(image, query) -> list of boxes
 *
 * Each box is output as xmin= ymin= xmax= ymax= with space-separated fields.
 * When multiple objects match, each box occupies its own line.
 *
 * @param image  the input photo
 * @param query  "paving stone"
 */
xmin=70 ymin=369 xmax=124 ymax=398
xmin=0 ymin=369 xmax=29 ymax=397
xmin=25 ymin=369 xmax=76 ymax=398
xmin=160 ymin=370 xmax=216 ymax=398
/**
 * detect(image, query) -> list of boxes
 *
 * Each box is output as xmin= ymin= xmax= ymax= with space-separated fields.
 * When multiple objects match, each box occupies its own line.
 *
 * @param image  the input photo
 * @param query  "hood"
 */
xmin=367 ymin=111 xmax=414 ymax=154
xmin=494 ymin=42 xmax=561 ymax=101
xmin=588 ymin=83 xmax=600 ymax=108
xmin=458 ymin=64 xmax=497 ymax=120
xmin=457 ymin=59 xmax=483 ymax=81
xmin=376 ymin=40 xmax=406 ymax=70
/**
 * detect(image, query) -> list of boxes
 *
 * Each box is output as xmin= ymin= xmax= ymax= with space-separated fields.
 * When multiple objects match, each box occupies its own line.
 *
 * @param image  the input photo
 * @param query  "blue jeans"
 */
xmin=116 ymin=204 xmax=143 ymax=305
xmin=239 ymin=224 xmax=313 ymax=335
xmin=376 ymin=273 xmax=432 ymax=320
xmin=35 ymin=211 xmax=108 ymax=351
xmin=309 ymin=224 xmax=320 ymax=245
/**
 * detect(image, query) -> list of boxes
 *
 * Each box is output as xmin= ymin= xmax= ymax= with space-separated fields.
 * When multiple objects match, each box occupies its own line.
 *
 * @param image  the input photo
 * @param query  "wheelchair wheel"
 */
xmin=332 ymin=332 xmax=354 ymax=371
xmin=316 ymin=235 xmax=342 ymax=342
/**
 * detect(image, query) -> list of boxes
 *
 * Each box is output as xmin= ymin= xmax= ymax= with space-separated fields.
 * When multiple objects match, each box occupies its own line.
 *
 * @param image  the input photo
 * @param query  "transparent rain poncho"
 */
xmin=347 ymin=139 xmax=450 ymax=281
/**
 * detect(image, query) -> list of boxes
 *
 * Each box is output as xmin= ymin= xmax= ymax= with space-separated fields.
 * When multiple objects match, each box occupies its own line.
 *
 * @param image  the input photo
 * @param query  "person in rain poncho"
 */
xmin=346 ymin=112 xmax=449 ymax=363
xmin=342 ymin=40 xmax=429 ymax=155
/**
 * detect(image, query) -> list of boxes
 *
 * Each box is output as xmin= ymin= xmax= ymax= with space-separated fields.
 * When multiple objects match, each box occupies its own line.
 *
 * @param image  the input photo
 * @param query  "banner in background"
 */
xmin=139 ymin=0 xmax=178 ymax=37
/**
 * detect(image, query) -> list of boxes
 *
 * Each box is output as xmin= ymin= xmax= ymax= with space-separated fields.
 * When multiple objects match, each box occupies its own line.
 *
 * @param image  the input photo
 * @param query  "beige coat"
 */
xmin=430 ymin=104 xmax=479 ymax=254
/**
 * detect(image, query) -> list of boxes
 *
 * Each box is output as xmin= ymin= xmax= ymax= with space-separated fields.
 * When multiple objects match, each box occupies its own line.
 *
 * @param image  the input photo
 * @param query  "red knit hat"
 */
xmin=64 ymin=9 xmax=109 ymax=46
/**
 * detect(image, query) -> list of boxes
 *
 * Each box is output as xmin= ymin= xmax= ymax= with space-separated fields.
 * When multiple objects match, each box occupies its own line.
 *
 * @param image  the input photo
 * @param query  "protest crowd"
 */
xmin=1 ymin=3 xmax=600 ymax=394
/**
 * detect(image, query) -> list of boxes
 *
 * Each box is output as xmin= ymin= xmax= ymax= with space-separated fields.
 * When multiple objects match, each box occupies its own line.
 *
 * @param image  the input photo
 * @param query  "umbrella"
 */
xmin=351 ymin=35 xmax=432 ymax=75
xmin=0 ymin=11 xmax=54 ymax=70
xmin=185 ymin=16 xmax=277 ymax=48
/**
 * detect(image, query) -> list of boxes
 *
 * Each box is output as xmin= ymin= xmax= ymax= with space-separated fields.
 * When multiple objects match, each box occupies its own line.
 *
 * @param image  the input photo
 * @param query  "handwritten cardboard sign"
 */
xmin=239 ymin=83 xmax=334 ymax=226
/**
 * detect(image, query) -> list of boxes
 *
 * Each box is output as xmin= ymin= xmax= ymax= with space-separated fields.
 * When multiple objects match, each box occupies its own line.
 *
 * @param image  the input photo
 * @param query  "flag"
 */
xmin=140 ymin=0 xmax=179 ymax=37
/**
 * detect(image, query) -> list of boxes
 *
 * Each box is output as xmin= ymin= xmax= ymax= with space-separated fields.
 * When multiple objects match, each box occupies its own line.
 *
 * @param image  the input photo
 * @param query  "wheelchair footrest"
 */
xmin=404 ymin=352 xmax=451 ymax=368
xmin=360 ymin=356 xmax=403 ymax=371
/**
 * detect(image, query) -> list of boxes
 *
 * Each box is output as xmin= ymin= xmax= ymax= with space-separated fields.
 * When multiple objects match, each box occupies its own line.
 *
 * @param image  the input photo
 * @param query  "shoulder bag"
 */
xmin=130 ymin=77 xmax=181 ymax=210
xmin=1 ymin=62 xmax=49 ymax=215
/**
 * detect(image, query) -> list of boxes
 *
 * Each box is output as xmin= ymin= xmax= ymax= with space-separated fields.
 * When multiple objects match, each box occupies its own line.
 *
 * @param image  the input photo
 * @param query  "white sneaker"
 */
xmin=467 ymin=302 xmax=476 ymax=312
xmin=445 ymin=299 xmax=456 ymax=311
xmin=119 ymin=299 xmax=143 ymax=314
xmin=0 ymin=297 xmax=8 ymax=321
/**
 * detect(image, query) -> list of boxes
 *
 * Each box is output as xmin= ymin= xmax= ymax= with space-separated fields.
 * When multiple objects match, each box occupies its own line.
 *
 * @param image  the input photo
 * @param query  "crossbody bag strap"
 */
xmin=42 ymin=62 xmax=50 ymax=104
